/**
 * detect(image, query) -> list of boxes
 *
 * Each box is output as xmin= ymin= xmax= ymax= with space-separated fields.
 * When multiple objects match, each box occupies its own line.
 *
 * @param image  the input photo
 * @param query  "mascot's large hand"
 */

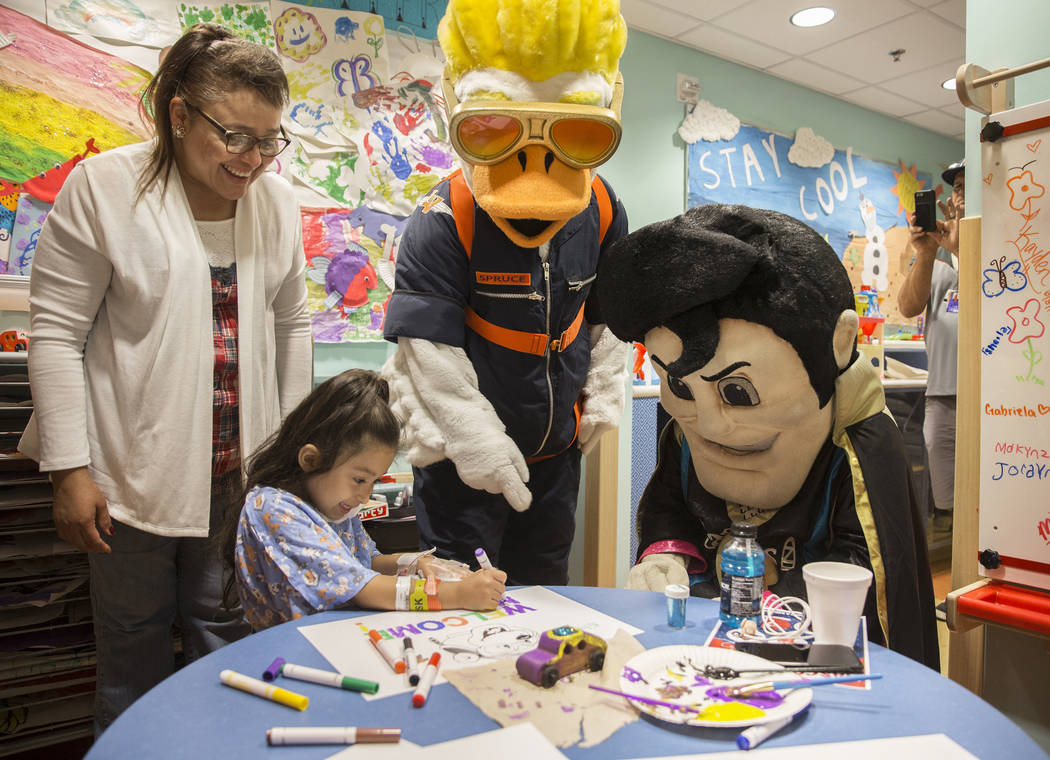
xmin=626 ymin=553 xmax=689 ymax=591
xmin=381 ymin=338 xmax=533 ymax=511
xmin=577 ymin=325 xmax=630 ymax=455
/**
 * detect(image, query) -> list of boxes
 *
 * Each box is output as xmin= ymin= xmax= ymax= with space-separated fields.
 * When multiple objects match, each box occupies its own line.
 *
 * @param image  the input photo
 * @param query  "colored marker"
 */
xmin=474 ymin=547 xmax=494 ymax=570
xmin=736 ymin=708 xmax=807 ymax=750
xmin=266 ymin=727 xmax=401 ymax=746
xmin=403 ymin=637 xmax=420 ymax=686
xmin=280 ymin=662 xmax=379 ymax=694
xmin=412 ymin=652 xmax=441 ymax=707
xmin=220 ymin=669 xmax=308 ymax=711
xmin=262 ymin=657 xmax=285 ymax=682
xmin=368 ymin=629 xmax=406 ymax=674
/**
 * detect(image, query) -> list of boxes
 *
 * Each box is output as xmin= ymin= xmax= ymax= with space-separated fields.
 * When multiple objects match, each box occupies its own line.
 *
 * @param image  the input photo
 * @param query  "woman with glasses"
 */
xmin=18 ymin=23 xmax=311 ymax=733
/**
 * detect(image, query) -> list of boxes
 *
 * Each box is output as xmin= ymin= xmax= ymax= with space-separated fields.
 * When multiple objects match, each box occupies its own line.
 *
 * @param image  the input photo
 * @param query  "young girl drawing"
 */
xmin=228 ymin=369 xmax=507 ymax=630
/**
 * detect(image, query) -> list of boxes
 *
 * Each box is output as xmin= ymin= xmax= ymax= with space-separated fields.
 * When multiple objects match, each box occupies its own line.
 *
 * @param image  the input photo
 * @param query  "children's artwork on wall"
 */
xmin=8 ymin=194 xmax=52 ymax=276
xmin=271 ymin=1 xmax=388 ymax=102
xmin=0 ymin=5 xmax=150 ymax=184
xmin=301 ymin=204 xmax=407 ymax=342
xmin=296 ymin=586 xmax=643 ymax=701
xmin=47 ymin=0 xmax=181 ymax=48
xmin=687 ymin=123 xmax=936 ymax=326
xmin=339 ymin=74 xmax=454 ymax=216
xmin=176 ymin=2 xmax=274 ymax=46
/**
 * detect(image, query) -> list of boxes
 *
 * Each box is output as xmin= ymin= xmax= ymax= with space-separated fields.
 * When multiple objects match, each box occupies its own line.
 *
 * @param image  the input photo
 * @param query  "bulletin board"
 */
xmin=686 ymin=123 xmax=937 ymax=329
xmin=978 ymin=97 xmax=1050 ymax=592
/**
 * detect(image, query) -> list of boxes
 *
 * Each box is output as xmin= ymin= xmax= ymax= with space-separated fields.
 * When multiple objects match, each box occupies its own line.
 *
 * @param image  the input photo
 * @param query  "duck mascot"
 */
xmin=593 ymin=204 xmax=939 ymax=668
xmin=382 ymin=0 xmax=630 ymax=585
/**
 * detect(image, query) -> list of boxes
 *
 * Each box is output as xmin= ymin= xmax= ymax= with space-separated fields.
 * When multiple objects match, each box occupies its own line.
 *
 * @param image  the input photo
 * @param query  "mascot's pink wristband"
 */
xmin=640 ymin=540 xmax=708 ymax=574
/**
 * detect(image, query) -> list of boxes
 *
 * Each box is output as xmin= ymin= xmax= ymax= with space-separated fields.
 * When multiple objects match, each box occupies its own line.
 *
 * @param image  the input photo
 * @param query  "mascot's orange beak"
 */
xmin=471 ymin=145 xmax=591 ymax=248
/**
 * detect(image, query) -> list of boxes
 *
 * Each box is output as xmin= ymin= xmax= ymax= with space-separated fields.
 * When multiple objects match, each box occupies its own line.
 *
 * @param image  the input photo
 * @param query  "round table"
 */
xmin=86 ymin=586 xmax=1047 ymax=759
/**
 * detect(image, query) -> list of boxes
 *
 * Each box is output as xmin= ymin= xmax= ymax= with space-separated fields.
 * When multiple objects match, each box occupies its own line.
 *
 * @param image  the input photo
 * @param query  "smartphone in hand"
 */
xmin=913 ymin=189 xmax=937 ymax=232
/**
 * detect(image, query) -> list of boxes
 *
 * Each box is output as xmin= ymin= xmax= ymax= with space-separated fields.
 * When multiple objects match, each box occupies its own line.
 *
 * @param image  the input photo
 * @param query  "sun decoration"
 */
xmin=888 ymin=159 xmax=931 ymax=217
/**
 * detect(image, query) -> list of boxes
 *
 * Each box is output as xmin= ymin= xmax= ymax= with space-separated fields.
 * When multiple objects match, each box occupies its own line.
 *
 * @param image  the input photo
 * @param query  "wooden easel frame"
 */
xmin=948 ymin=57 xmax=1050 ymax=693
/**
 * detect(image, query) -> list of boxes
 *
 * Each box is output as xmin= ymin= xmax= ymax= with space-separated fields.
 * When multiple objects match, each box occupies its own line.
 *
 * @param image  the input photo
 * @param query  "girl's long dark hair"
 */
xmin=137 ymin=22 xmax=289 ymax=199
xmin=221 ymin=369 xmax=402 ymax=607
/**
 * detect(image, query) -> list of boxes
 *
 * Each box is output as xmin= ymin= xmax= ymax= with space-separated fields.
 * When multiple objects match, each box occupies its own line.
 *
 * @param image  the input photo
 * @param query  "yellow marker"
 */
xmin=220 ymin=669 xmax=309 ymax=711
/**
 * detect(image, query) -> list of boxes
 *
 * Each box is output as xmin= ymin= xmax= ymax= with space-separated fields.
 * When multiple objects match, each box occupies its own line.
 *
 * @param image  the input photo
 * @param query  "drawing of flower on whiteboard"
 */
xmin=1007 ymin=298 xmax=1045 ymax=343
xmin=1007 ymin=169 xmax=1045 ymax=212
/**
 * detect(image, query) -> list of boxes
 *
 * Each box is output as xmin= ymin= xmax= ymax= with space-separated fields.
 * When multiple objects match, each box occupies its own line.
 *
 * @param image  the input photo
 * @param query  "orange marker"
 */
xmin=412 ymin=652 xmax=441 ymax=707
xmin=368 ymin=630 xmax=406 ymax=674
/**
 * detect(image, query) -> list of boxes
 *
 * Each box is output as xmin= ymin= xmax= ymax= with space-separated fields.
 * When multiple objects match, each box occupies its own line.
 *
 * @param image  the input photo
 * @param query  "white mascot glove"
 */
xmin=382 ymin=338 xmax=533 ymax=512
xmin=625 ymin=553 xmax=689 ymax=591
xmin=577 ymin=324 xmax=630 ymax=456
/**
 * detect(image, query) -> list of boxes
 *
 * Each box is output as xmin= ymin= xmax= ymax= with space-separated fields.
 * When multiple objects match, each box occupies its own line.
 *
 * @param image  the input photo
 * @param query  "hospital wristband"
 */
xmin=395 ymin=576 xmax=412 ymax=611
xmin=426 ymin=578 xmax=441 ymax=611
xmin=410 ymin=579 xmax=429 ymax=611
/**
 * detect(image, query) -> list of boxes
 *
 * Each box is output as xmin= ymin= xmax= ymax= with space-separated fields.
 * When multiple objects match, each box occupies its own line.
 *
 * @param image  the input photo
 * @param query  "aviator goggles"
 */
xmin=442 ymin=71 xmax=623 ymax=170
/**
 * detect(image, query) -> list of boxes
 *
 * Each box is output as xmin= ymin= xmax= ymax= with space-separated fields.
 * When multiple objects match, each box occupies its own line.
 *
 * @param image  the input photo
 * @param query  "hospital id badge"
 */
xmin=944 ymin=290 xmax=959 ymax=314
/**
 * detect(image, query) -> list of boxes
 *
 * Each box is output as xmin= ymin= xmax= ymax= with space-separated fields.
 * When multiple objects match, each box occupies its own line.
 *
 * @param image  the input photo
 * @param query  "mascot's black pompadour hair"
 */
xmin=594 ymin=203 xmax=857 ymax=408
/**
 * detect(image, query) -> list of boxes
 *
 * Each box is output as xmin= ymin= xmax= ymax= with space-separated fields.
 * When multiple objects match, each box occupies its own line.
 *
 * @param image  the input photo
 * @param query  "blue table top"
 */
xmin=87 ymin=586 xmax=1048 ymax=759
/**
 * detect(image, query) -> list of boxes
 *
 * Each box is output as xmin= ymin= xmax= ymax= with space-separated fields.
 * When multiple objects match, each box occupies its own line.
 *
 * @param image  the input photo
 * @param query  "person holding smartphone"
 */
xmin=898 ymin=160 xmax=964 ymax=548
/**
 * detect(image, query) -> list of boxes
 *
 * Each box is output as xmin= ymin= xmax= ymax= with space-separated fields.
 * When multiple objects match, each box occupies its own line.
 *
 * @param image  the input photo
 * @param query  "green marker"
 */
xmin=279 ymin=662 xmax=379 ymax=694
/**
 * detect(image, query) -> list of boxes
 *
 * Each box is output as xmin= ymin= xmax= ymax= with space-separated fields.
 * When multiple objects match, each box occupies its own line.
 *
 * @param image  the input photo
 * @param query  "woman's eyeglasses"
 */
xmin=442 ymin=71 xmax=623 ymax=170
xmin=187 ymin=103 xmax=290 ymax=157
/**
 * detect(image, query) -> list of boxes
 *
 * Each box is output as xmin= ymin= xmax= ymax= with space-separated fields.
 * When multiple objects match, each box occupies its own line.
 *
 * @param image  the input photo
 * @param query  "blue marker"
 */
xmin=737 ymin=707 xmax=808 ymax=750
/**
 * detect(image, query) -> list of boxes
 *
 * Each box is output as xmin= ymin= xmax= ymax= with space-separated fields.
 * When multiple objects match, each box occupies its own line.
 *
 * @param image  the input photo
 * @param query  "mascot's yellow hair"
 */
xmin=439 ymin=0 xmax=627 ymax=84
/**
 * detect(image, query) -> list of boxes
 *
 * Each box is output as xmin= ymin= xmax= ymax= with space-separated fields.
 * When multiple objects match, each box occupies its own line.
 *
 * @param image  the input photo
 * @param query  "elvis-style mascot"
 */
xmin=594 ymin=204 xmax=938 ymax=668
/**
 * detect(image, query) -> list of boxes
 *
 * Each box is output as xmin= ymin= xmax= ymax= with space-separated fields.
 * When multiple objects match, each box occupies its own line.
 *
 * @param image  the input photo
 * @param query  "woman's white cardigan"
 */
xmin=18 ymin=141 xmax=312 ymax=537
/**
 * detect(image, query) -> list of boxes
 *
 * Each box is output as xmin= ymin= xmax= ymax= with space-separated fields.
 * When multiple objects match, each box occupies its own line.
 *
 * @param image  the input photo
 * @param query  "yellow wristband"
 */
xmin=410 ymin=579 xmax=429 ymax=611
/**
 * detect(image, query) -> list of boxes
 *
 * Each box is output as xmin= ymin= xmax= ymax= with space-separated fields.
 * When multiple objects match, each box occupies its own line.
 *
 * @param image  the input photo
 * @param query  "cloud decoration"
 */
xmin=787 ymin=127 xmax=835 ymax=168
xmin=677 ymin=100 xmax=741 ymax=144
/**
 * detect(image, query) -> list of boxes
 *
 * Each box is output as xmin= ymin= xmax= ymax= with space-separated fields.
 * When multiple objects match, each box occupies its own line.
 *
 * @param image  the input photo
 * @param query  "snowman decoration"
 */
xmin=858 ymin=194 xmax=888 ymax=293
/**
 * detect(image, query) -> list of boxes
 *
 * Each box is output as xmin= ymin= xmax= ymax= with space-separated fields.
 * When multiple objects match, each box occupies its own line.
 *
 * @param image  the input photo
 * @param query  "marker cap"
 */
xmin=262 ymin=657 xmax=286 ymax=682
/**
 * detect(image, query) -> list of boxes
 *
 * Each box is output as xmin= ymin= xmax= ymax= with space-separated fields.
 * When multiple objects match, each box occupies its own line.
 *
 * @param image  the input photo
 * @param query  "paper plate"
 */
xmin=618 ymin=645 xmax=812 ymax=728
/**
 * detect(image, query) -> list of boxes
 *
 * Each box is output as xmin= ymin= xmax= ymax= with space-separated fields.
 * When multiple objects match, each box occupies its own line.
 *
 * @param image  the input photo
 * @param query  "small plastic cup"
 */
xmin=802 ymin=562 xmax=873 ymax=647
xmin=665 ymin=583 xmax=689 ymax=629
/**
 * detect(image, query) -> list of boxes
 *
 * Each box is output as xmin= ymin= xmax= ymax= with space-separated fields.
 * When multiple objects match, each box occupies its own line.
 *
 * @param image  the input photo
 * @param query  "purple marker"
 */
xmin=263 ymin=657 xmax=286 ymax=682
xmin=474 ymin=547 xmax=494 ymax=570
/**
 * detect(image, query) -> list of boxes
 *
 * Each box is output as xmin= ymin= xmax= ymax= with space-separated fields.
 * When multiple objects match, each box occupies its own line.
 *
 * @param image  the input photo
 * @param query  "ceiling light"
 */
xmin=790 ymin=7 xmax=836 ymax=27
xmin=941 ymin=77 xmax=957 ymax=90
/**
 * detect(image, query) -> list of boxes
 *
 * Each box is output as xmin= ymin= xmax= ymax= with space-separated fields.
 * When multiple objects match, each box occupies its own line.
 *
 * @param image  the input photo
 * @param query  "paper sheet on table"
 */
xmin=443 ymin=628 xmax=643 ymax=749
xmin=326 ymin=723 xmax=567 ymax=760
xmin=624 ymin=733 xmax=978 ymax=760
xmin=298 ymin=586 xmax=644 ymax=701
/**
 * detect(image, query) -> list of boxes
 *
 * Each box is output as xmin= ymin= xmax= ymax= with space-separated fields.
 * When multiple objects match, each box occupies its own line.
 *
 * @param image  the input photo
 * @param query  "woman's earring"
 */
xmin=173 ymin=124 xmax=185 ymax=139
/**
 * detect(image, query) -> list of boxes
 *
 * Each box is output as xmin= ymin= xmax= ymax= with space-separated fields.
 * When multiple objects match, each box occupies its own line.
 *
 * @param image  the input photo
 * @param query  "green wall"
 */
xmin=602 ymin=29 xmax=963 ymax=232
xmin=963 ymin=0 xmax=1050 ymax=750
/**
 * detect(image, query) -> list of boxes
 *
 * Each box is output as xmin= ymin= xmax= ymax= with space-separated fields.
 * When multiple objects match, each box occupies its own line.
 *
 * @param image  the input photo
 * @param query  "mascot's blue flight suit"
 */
xmin=384 ymin=171 xmax=627 ymax=584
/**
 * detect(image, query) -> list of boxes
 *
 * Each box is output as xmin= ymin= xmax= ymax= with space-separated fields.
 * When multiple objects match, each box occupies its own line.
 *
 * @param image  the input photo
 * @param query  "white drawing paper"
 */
xmin=298 ymin=585 xmax=644 ymax=701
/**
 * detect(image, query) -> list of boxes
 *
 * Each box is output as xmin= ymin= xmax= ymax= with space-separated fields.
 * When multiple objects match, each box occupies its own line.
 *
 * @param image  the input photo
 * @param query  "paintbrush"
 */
xmin=722 ymin=673 xmax=882 ymax=697
xmin=588 ymin=684 xmax=702 ymax=713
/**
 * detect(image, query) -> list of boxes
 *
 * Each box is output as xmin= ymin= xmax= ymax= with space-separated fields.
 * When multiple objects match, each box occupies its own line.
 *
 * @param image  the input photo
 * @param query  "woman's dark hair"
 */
xmin=220 ymin=369 xmax=402 ymax=607
xmin=137 ymin=22 xmax=289 ymax=197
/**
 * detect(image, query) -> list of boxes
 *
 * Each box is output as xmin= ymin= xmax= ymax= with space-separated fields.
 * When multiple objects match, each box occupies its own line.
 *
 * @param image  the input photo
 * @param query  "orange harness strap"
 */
xmin=450 ymin=174 xmax=612 ymax=356
xmin=464 ymin=303 xmax=584 ymax=356
xmin=448 ymin=169 xmax=475 ymax=258
xmin=525 ymin=400 xmax=581 ymax=464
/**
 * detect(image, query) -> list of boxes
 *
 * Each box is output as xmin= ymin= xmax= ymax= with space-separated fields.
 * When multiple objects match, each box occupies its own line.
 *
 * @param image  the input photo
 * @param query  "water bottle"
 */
xmin=719 ymin=522 xmax=765 ymax=628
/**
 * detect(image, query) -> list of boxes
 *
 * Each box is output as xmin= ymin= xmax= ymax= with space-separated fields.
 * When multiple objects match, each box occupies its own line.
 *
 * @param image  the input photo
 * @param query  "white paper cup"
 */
xmin=803 ymin=561 xmax=873 ymax=647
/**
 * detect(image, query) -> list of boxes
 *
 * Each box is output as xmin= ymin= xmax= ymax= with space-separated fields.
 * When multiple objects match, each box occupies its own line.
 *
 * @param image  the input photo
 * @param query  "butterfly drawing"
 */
xmin=982 ymin=256 xmax=1028 ymax=298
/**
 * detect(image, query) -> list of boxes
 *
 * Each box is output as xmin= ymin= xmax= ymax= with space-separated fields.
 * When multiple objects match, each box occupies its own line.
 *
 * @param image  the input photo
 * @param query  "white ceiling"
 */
xmin=620 ymin=0 xmax=966 ymax=140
